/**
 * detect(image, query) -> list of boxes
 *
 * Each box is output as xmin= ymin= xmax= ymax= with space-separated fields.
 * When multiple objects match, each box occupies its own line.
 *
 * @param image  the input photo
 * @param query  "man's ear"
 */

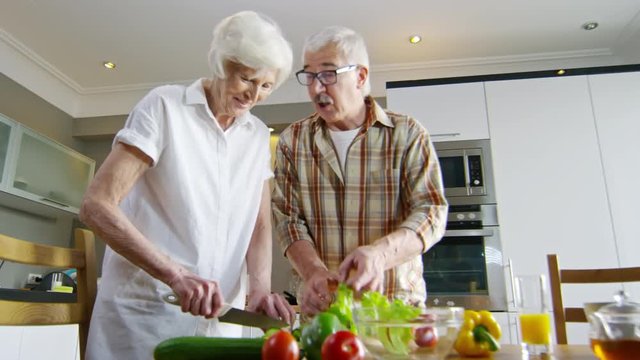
xmin=356 ymin=66 xmax=368 ymax=89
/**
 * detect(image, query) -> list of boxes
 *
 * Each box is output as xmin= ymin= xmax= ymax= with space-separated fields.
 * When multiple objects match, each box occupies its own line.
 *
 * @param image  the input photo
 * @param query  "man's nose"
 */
xmin=310 ymin=77 xmax=326 ymax=93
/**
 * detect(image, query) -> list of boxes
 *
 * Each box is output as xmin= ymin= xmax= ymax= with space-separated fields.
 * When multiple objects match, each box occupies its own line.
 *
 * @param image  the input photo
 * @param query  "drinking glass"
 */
xmin=514 ymin=274 xmax=552 ymax=357
xmin=50 ymin=272 xmax=63 ymax=291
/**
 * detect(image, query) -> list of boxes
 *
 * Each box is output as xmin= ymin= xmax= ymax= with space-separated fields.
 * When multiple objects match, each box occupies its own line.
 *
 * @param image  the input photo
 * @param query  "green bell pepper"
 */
xmin=300 ymin=312 xmax=345 ymax=360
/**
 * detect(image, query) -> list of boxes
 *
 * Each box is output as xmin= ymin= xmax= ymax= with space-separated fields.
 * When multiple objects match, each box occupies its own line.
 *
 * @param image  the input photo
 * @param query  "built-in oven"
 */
xmin=423 ymin=204 xmax=507 ymax=311
xmin=422 ymin=139 xmax=507 ymax=311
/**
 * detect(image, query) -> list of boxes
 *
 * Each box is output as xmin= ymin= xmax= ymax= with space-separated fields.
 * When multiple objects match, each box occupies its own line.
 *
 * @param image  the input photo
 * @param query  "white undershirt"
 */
xmin=329 ymin=127 xmax=361 ymax=174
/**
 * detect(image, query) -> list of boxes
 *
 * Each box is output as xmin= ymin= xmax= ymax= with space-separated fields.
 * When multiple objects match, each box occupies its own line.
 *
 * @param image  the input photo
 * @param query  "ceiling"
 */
xmin=2 ymin=0 xmax=640 ymax=118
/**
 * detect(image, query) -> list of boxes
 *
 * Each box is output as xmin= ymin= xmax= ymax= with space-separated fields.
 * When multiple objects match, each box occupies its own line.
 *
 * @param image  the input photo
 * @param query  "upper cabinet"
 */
xmin=0 ymin=115 xmax=14 ymax=188
xmin=386 ymin=82 xmax=490 ymax=142
xmin=0 ymin=113 xmax=95 ymax=215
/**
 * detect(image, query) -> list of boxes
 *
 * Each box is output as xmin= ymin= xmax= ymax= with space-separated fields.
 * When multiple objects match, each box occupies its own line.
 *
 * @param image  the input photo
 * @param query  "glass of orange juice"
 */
xmin=514 ymin=274 xmax=552 ymax=357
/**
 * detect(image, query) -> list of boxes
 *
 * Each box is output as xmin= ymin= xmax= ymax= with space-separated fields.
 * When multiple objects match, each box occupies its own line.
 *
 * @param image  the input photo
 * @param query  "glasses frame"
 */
xmin=295 ymin=64 xmax=358 ymax=86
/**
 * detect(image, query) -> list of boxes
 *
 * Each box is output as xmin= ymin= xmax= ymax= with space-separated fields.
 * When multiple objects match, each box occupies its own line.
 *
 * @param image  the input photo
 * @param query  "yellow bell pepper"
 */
xmin=454 ymin=310 xmax=501 ymax=357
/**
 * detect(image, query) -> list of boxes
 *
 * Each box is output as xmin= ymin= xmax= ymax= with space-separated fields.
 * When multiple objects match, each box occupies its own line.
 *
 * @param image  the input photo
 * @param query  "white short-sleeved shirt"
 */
xmin=87 ymin=79 xmax=273 ymax=360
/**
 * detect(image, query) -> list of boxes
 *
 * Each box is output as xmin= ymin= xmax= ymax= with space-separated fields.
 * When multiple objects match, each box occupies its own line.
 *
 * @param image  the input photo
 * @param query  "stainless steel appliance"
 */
xmin=422 ymin=139 xmax=507 ymax=311
xmin=435 ymin=139 xmax=496 ymax=205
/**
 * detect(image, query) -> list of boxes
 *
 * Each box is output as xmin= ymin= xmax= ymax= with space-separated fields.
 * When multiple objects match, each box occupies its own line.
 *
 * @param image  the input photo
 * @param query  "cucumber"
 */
xmin=153 ymin=336 xmax=264 ymax=360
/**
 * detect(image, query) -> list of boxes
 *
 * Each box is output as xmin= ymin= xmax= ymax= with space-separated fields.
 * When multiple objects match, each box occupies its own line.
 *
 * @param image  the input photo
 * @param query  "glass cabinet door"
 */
xmin=0 ymin=116 xmax=13 ymax=186
xmin=10 ymin=127 xmax=95 ymax=213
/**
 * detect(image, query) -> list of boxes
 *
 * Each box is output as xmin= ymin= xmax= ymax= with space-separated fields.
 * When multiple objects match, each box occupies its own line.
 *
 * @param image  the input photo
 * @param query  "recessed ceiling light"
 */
xmin=582 ymin=22 xmax=598 ymax=31
xmin=268 ymin=127 xmax=275 ymax=133
xmin=557 ymin=69 xmax=566 ymax=75
xmin=409 ymin=35 xmax=422 ymax=44
xmin=103 ymin=61 xmax=116 ymax=69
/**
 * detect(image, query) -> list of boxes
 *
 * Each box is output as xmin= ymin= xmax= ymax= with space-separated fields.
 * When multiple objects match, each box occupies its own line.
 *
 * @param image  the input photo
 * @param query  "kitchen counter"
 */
xmin=0 ymin=288 xmax=76 ymax=303
xmin=449 ymin=344 xmax=595 ymax=359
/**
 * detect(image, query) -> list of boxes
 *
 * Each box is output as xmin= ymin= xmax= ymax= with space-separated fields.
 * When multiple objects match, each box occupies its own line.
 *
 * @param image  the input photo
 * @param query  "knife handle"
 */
xmin=162 ymin=292 xmax=232 ymax=316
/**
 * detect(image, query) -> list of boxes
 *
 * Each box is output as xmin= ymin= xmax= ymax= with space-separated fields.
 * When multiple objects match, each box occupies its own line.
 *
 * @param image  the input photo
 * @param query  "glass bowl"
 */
xmin=353 ymin=306 xmax=464 ymax=359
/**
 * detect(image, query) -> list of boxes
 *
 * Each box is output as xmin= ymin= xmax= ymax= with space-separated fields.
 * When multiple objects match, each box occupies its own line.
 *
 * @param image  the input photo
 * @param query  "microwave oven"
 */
xmin=434 ymin=139 xmax=496 ymax=206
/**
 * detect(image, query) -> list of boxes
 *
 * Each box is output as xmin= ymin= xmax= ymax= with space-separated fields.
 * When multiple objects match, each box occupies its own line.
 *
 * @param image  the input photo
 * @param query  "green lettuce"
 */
xmin=326 ymin=283 xmax=356 ymax=332
xmin=331 ymin=284 xmax=422 ymax=355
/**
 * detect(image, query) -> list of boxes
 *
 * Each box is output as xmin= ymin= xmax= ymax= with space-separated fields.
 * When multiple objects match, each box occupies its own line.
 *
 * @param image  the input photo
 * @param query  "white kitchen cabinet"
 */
xmin=0 ymin=325 xmax=79 ymax=360
xmin=588 ymin=71 xmax=640 ymax=299
xmin=0 ymin=114 xmax=16 ymax=189
xmin=0 ymin=113 xmax=95 ymax=215
xmin=386 ymin=82 xmax=490 ymax=142
xmin=485 ymin=75 xmax=621 ymax=344
xmin=491 ymin=312 xmax=520 ymax=345
xmin=0 ymin=326 xmax=22 ymax=359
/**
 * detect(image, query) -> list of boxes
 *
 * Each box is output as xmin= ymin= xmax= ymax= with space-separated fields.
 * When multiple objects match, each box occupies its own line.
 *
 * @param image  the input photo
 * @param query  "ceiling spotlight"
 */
xmin=268 ymin=127 xmax=275 ymax=133
xmin=409 ymin=35 xmax=422 ymax=44
xmin=103 ymin=61 xmax=116 ymax=69
xmin=557 ymin=69 xmax=566 ymax=75
xmin=582 ymin=22 xmax=598 ymax=31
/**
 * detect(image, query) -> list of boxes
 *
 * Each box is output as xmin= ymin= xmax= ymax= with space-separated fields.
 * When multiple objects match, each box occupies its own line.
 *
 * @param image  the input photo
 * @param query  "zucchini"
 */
xmin=154 ymin=336 xmax=264 ymax=360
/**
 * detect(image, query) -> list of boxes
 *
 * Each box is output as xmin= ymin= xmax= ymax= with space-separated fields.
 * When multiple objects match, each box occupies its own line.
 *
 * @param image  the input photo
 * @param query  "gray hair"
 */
xmin=302 ymin=26 xmax=371 ymax=96
xmin=208 ymin=11 xmax=293 ymax=89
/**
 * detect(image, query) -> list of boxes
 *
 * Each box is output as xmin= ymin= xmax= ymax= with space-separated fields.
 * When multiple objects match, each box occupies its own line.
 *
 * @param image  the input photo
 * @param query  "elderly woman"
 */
xmin=80 ymin=11 xmax=294 ymax=359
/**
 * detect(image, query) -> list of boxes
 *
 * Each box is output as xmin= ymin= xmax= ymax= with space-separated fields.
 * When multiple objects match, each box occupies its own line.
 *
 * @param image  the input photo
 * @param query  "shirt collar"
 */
xmin=366 ymin=96 xmax=394 ymax=129
xmin=311 ymin=96 xmax=394 ymax=132
xmin=185 ymin=78 xmax=254 ymax=130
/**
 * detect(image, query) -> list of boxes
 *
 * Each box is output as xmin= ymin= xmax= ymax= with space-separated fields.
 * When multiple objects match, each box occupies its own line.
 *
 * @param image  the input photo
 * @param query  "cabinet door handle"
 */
xmin=444 ymin=229 xmax=493 ymax=237
xmin=40 ymin=197 xmax=70 ymax=207
xmin=506 ymin=258 xmax=517 ymax=308
xmin=431 ymin=133 xmax=461 ymax=138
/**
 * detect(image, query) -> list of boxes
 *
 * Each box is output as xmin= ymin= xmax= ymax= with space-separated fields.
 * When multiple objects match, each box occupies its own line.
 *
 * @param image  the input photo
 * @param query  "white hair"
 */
xmin=208 ymin=11 xmax=293 ymax=89
xmin=302 ymin=26 xmax=371 ymax=96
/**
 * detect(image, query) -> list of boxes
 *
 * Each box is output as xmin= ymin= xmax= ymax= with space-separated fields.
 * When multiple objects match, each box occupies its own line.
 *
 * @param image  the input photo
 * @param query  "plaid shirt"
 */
xmin=272 ymin=97 xmax=448 ymax=305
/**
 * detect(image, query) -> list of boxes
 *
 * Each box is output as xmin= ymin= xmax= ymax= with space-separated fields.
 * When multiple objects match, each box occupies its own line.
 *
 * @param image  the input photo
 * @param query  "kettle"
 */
xmin=587 ymin=291 xmax=640 ymax=359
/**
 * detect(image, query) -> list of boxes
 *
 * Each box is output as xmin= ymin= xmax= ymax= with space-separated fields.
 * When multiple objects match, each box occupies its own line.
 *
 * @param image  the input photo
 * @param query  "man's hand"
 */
xmin=300 ymin=270 xmax=339 ymax=316
xmin=247 ymin=292 xmax=296 ymax=326
xmin=338 ymin=245 xmax=386 ymax=293
xmin=168 ymin=271 xmax=224 ymax=319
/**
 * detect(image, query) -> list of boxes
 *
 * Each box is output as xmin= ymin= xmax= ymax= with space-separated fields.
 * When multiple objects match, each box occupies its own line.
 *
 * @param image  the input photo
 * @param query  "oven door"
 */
xmin=422 ymin=227 xmax=507 ymax=311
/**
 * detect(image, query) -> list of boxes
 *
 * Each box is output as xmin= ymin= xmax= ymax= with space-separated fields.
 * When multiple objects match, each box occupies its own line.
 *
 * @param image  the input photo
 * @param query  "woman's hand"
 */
xmin=168 ymin=270 xmax=224 ymax=319
xmin=300 ymin=270 xmax=339 ymax=316
xmin=247 ymin=292 xmax=296 ymax=326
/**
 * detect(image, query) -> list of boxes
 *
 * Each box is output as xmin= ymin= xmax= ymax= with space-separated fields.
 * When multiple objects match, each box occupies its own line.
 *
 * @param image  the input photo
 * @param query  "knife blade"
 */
xmin=162 ymin=292 xmax=288 ymax=329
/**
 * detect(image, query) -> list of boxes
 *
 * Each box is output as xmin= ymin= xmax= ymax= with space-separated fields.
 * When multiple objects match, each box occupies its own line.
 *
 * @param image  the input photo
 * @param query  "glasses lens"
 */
xmin=317 ymin=71 xmax=337 ymax=85
xmin=296 ymin=72 xmax=312 ymax=85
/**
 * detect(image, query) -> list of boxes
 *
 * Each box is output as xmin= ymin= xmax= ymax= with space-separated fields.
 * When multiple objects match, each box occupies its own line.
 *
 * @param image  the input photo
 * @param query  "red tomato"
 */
xmin=321 ymin=330 xmax=365 ymax=360
xmin=262 ymin=329 xmax=299 ymax=360
xmin=414 ymin=326 xmax=438 ymax=348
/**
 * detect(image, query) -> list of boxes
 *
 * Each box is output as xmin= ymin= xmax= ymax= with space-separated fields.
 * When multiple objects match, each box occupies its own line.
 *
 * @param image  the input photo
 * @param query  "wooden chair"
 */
xmin=0 ymin=228 xmax=97 ymax=360
xmin=547 ymin=253 xmax=640 ymax=344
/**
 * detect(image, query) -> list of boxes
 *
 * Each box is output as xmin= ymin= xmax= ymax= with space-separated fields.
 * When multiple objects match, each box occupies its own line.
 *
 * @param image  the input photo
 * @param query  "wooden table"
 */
xmin=447 ymin=344 xmax=596 ymax=359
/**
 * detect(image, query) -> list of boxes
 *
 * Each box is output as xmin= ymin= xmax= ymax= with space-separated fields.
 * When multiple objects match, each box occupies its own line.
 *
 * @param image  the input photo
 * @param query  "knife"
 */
xmin=162 ymin=292 xmax=288 ymax=329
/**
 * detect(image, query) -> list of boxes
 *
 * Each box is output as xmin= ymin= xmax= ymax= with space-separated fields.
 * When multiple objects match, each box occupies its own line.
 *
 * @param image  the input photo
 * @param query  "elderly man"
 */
xmin=272 ymin=26 xmax=448 ymax=316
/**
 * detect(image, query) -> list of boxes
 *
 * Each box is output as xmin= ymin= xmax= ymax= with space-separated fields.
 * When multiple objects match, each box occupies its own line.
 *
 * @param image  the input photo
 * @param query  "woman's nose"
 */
xmin=245 ymin=84 xmax=259 ymax=102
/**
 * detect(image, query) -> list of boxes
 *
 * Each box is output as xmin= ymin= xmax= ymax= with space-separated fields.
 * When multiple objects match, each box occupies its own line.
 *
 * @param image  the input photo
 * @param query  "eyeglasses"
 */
xmin=295 ymin=65 xmax=358 ymax=86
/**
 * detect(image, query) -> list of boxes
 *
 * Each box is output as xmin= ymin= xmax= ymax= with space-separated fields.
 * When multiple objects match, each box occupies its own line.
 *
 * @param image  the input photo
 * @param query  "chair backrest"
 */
xmin=0 ymin=228 xmax=97 ymax=360
xmin=547 ymin=253 xmax=640 ymax=344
